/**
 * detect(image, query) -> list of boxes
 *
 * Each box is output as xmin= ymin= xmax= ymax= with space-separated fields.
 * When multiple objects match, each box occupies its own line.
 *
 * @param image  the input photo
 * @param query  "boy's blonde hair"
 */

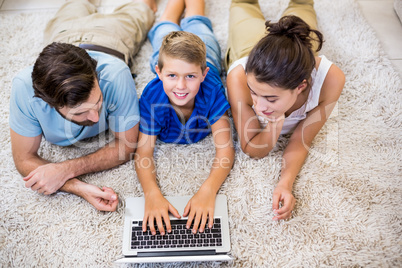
xmin=158 ymin=31 xmax=207 ymax=72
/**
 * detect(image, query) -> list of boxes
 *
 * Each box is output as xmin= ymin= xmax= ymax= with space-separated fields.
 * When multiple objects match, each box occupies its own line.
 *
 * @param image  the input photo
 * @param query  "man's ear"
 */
xmin=296 ymin=79 xmax=308 ymax=94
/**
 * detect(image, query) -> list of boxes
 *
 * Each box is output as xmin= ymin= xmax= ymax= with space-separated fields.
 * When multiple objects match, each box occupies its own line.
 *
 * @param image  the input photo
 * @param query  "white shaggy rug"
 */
xmin=0 ymin=0 xmax=401 ymax=267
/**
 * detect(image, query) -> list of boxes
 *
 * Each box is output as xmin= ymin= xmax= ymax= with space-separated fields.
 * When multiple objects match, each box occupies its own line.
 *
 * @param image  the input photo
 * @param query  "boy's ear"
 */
xmin=201 ymin=67 xmax=210 ymax=82
xmin=155 ymin=65 xmax=162 ymax=79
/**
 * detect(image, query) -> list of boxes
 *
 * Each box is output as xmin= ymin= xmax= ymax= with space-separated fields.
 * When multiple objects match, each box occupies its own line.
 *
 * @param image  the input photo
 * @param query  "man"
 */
xmin=9 ymin=0 xmax=156 ymax=212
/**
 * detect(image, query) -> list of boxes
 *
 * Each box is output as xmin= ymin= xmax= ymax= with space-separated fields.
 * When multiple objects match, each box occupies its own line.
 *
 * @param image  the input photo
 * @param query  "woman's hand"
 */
xmin=272 ymin=184 xmax=295 ymax=220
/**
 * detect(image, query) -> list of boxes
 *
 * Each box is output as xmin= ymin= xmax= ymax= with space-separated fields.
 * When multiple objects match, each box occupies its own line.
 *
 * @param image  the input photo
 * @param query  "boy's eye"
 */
xmin=168 ymin=74 xmax=176 ymax=78
xmin=187 ymin=75 xmax=195 ymax=79
xmin=249 ymin=89 xmax=256 ymax=95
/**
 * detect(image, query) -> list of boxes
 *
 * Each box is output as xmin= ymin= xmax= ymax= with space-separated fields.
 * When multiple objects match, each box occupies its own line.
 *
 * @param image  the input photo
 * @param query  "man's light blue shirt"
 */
xmin=9 ymin=51 xmax=139 ymax=146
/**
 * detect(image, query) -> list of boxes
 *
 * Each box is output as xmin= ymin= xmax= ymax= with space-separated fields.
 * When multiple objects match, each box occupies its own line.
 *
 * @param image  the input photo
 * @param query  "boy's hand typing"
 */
xmin=143 ymin=191 xmax=181 ymax=235
xmin=183 ymin=186 xmax=216 ymax=233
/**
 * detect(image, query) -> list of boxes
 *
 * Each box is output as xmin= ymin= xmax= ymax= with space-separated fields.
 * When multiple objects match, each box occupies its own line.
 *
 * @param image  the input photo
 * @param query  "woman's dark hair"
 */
xmin=32 ymin=42 xmax=98 ymax=108
xmin=245 ymin=15 xmax=324 ymax=90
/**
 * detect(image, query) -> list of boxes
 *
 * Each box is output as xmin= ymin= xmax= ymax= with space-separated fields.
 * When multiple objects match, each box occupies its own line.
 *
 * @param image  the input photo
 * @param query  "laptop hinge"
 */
xmin=138 ymin=250 xmax=216 ymax=257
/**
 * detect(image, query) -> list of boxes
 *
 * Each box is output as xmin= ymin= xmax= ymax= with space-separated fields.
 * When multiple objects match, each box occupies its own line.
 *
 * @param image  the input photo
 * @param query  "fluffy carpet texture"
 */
xmin=0 ymin=0 xmax=401 ymax=267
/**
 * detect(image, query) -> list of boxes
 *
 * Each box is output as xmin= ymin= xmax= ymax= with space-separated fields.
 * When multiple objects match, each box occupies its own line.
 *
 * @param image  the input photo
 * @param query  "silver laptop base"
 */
xmin=115 ymin=254 xmax=234 ymax=263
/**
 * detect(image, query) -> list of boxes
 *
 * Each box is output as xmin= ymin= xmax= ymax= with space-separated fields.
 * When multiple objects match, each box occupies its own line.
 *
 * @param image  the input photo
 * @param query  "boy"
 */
xmin=135 ymin=0 xmax=234 ymax=236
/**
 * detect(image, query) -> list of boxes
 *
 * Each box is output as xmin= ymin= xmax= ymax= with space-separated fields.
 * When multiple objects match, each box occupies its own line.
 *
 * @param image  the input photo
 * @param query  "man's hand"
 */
xmin=183 ymin=186 xmax=216 ymax=234
xmin=23 ymin=162 xmax=73 ymax=195
xmin=77 ymin=183 xmax=119 ymax=212
xmin=272 ymin=184 xmax=295 ymax=221
xmin=142 ymin=191 xmax=181 ymax=236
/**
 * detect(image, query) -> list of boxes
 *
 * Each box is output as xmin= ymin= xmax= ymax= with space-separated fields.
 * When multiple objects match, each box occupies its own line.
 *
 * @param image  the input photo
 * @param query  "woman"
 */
xmin=225 ymin=0 xmax=345 ymax=220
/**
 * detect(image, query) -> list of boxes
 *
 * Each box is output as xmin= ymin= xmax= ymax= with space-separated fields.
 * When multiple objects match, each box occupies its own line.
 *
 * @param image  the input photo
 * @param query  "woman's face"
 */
xmin=246 ymin=73 xmax=303 ymax=119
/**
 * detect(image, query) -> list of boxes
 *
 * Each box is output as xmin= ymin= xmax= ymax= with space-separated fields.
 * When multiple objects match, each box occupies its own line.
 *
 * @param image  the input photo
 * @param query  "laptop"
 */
xmin=115 ymin=194 xmax=233 ymax=263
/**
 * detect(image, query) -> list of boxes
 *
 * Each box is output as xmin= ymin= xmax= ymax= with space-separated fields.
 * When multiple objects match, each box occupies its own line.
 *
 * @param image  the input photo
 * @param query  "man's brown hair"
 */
xmin=32 ymin=42 xmax=98 ymax=108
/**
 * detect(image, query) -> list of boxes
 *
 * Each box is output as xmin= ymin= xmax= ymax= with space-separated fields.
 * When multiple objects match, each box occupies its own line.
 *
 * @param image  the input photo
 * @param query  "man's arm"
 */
xmin=61 ymin=124 xmax=140 ymax=177
xmin=11 ymin=124 xmax=139 ymax=211
xmin=10 ymin=129 xmax=48 ymax=176
xmin=20 ymin=124 xmax=139 ymax=194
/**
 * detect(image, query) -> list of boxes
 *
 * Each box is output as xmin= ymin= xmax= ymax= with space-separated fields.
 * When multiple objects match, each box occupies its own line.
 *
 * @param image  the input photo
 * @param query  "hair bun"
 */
xmin=265 ymin=15 xmax=323 ymax=52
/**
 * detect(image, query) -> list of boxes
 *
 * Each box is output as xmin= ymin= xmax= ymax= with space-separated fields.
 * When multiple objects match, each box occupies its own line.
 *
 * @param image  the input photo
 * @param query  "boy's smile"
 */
xmin=173 ymin=92 xmax=188 ymax=99
xmin=156 ymin=56 xmax=209 ymax=113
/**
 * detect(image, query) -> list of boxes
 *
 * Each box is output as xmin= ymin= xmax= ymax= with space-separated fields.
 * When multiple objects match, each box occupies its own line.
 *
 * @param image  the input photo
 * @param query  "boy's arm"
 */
xmin=272 ymin=64 xmax=345 ymax=220
xmin=183 ymin=112 xmax=235 ymax=233
xmin=227 ymin=66 xmax=284 ymax=158
xmin=134 ymin=131 xmax=181 ymax=236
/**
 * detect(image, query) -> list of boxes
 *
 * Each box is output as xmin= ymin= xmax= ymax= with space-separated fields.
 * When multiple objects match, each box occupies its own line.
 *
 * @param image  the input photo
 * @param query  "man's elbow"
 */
xmin=117 ymin=145 xmax=136 ymax=163
xmin=13 ymin=161 xmax=26 ymax=177
xmin=11 ymin=152 xmax=38 ymax=177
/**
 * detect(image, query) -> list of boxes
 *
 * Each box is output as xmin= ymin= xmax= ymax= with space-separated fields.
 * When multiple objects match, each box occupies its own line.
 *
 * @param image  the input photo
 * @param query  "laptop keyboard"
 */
xmin=131 ymin=218 xmax=223 ymax=250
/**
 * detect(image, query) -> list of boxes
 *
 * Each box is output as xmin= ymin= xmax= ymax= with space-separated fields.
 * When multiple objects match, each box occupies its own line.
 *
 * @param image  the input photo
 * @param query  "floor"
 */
xmin=1 ymin=0 xmax=402 ymax=78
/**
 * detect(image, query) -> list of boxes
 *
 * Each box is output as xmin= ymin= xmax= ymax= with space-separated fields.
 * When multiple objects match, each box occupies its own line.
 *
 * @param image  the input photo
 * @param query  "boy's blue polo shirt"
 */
xmin=139 ymin=63 xmax=230 ymax=144
xmin=9 ymin=51 xmax=140 ymax=146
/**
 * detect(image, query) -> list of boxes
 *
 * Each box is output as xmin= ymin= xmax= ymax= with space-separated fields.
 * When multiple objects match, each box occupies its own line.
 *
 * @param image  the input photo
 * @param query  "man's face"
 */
xmin=57 ymin=80 xmax=103 ymax=126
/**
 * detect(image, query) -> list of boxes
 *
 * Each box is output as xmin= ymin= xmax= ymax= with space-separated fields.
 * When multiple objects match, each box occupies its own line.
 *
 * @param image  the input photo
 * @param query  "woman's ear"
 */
xmin=296 ymin=79 xmax=308 ymax=94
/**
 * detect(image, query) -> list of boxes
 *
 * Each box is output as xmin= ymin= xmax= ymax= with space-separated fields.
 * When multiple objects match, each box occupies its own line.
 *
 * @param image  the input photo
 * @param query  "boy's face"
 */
xmin=156 ymin=56 xmax=209 ymax=111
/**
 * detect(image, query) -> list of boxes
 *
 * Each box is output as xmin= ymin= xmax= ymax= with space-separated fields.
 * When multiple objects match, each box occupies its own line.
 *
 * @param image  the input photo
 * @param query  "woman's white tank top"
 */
xmin=227 ymin=55 xmax=333 ymax=134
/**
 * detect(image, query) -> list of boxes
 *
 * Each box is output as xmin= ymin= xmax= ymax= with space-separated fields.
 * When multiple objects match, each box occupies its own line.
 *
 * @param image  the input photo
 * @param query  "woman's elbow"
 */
xmin=241 ymin=143 xmax=272 ymax=159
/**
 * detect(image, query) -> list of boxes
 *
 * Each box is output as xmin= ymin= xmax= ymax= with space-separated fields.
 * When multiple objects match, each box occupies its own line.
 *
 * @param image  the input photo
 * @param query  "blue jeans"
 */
xmin=148 ymin=15 xmax=222 ymax=74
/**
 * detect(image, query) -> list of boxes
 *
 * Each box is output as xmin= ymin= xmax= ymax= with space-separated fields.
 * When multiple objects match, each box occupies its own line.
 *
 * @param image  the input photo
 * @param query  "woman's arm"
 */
xmin=272 ymin=63 xmax=345 ymax=220
xmin=227 ymin=66 xmax=284 ymax=158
